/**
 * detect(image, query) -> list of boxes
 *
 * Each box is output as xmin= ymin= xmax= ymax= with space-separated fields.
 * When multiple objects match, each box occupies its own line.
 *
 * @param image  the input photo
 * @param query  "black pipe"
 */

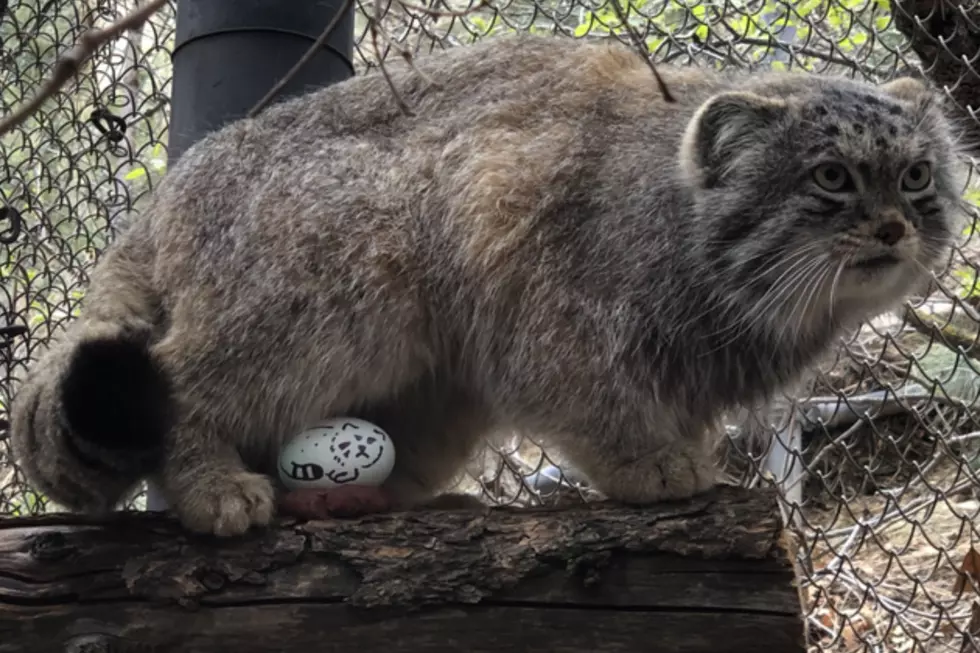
xmin=147 ymin=0 xmax=355 ymax=511
xmin=167 ymin=0 xmax=355 ymax=162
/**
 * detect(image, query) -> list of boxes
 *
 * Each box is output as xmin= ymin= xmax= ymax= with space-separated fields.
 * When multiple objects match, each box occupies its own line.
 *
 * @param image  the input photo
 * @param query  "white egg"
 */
xmin=278 ymin=417 xmax=396 ymax=491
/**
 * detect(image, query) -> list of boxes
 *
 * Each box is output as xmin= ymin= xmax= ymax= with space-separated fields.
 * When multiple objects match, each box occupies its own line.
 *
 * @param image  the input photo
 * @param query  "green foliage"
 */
xmin=123 ymin=142 xmax=169 ymax=180
xmin=5 ymin=488 xmax=47 ymax=516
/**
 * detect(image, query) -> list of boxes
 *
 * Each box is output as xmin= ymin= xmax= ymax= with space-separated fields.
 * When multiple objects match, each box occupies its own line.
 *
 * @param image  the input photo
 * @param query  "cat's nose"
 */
xmin=875 ymin=218 xmax=907 ymax=246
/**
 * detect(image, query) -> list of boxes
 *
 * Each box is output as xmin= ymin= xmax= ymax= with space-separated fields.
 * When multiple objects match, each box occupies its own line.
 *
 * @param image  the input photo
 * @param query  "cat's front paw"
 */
xmin=174 ymin=471 xmax=276 ymax=536
xmin=653 ymin=445 xmax=718 ymax=501
xmin=597 ymin=442 xmax=718 ymax=505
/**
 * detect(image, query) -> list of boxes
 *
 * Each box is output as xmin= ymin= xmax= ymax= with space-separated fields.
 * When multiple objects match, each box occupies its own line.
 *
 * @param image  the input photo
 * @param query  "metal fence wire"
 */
xmin=2 ymin=0 xmax=980 ymax=651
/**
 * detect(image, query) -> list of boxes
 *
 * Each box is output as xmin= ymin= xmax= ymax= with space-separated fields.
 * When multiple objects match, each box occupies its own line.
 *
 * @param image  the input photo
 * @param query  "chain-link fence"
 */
xmin=3 ymin=0 xmax=980 ymax=651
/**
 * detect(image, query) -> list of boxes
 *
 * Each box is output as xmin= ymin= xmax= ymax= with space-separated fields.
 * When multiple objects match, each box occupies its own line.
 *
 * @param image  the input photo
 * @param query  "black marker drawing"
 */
xmin=279 ymin=460 xmax=324 ymax=482
xmin=326 ymin=468 xmax=360 ymax=484
xmin=282 ymin=423 xmax=392 ymax=487
xmin=329 ymin=431 xmax=387 ymax=470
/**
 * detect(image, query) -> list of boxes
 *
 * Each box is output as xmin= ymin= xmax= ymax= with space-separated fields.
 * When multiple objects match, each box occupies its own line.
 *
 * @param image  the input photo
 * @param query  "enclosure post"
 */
xmin=146 ymin=0 xmax=355 ymax=511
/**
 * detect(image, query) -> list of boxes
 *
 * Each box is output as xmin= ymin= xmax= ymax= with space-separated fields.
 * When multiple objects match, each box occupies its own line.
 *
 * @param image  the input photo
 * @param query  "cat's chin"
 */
xmin=840 ymin=255 xmax=911 ymax=285
xmin=833 ymin=262 xmax=923 ymax=317
xmin=848 ymin=253 xmax=902 ymax=270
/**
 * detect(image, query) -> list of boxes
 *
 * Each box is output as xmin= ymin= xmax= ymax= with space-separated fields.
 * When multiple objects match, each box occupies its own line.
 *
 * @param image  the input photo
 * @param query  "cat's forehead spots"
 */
xmin=801 ymin=85 xmax=911 ymax=136
xmin=790 ymin=81 xmax=934 ymax=168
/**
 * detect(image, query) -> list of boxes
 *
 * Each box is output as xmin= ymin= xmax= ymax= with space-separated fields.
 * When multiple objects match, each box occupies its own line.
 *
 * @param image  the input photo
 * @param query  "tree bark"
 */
xmin=0 ymin=485 xmax=806 ymax=653
xmin=892 ymin=0 xmax=980 ymax=150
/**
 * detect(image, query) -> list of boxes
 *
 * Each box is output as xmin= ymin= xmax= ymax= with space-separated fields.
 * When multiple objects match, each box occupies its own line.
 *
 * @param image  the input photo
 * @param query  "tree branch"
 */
xmin=605 ymin=0 xmax=675 ymax=102
xmin=247 ymin=0 xmax=357 ymax=118
xmin=0 ymin=0 xmax=169 ymax=139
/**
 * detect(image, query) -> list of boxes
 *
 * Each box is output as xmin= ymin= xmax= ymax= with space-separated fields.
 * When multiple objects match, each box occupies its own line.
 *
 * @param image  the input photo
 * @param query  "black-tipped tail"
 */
xmin=60 ymin=336 xmax=174 ymax=474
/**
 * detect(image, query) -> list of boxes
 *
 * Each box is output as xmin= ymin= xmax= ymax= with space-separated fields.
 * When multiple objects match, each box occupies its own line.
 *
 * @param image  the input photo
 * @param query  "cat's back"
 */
xmin=139 ymin=37 xmax=728 ymax=267
xmin=157 ymin=35 xmax=733 ymax=189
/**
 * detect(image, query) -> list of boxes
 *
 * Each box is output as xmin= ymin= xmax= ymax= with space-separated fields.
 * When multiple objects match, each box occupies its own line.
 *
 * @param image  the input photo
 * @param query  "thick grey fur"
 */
xmin=9 ymin=35 xmax=969 ymax=535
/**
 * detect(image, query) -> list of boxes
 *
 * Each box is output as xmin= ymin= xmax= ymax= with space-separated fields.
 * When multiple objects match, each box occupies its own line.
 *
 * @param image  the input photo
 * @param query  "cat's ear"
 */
xmin=879 ymin=76 xmax=930 ymax=103
xmin=680 ymin=91 xmax=786 ymax=189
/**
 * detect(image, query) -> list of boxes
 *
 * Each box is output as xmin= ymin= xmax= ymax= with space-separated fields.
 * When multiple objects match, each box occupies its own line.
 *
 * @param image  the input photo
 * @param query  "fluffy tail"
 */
xmin=9 ymin=246 xmax=175 ymax=513
xmin=61 ymin=332 xmax=174 ymax=467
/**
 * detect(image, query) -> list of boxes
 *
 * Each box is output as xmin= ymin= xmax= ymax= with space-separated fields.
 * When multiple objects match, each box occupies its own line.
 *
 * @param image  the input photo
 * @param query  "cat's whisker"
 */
xmin=678 ymin=242 xmax=824 ymax=335
xmin=791 ymin=260 xmax=832 ymax=344
xmin=752 ymin=257 xmax=828 ymax=336
xmin=695 ymin=250 xmax=819 ymax=344
xmin=768 ymin=258 xmax=831 ymax=367
xmin=827 ymin=257 xmax=848 ymax=326
xmin=737 ymin=242 xmax=827 ymax=289
xmin=773 ymin=257 xmax=825 ymax=335
xmin=701 ymin=256 xmax=810 ymax=351
xmin=699 ymin=254 xmax=827 ymax=356
xmin=907 ymin=257 xmax=939 ymax=280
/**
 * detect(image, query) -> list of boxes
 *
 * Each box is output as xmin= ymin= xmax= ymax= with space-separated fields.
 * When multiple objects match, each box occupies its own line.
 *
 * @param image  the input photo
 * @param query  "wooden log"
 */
xmin=0 ymin=485 xmax=806 ymax=653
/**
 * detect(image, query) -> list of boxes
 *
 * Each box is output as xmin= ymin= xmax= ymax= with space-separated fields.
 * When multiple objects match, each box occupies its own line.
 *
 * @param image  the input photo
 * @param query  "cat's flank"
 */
xmin=10 ymin=35 xmax=967 ymax=535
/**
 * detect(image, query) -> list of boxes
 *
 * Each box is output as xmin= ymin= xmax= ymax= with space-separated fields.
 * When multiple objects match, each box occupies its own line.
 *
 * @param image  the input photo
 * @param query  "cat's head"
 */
xmin=678 ymin=72 xmax=970 ymax=337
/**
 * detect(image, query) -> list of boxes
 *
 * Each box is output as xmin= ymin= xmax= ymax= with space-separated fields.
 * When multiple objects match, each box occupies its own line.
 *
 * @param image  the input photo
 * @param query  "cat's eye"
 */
xmin=902 ymin=162 xmax=932 ymax=192
xmin=813 ymin=163 xmax=854 ymax=193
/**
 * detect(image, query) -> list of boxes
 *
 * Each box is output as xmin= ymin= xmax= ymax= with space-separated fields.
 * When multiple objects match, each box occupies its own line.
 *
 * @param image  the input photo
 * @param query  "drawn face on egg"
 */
xmin=325 ymin=425 xmax=389 ymax=483
xmin=279 ymin=420 xmax=392 ymax=487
